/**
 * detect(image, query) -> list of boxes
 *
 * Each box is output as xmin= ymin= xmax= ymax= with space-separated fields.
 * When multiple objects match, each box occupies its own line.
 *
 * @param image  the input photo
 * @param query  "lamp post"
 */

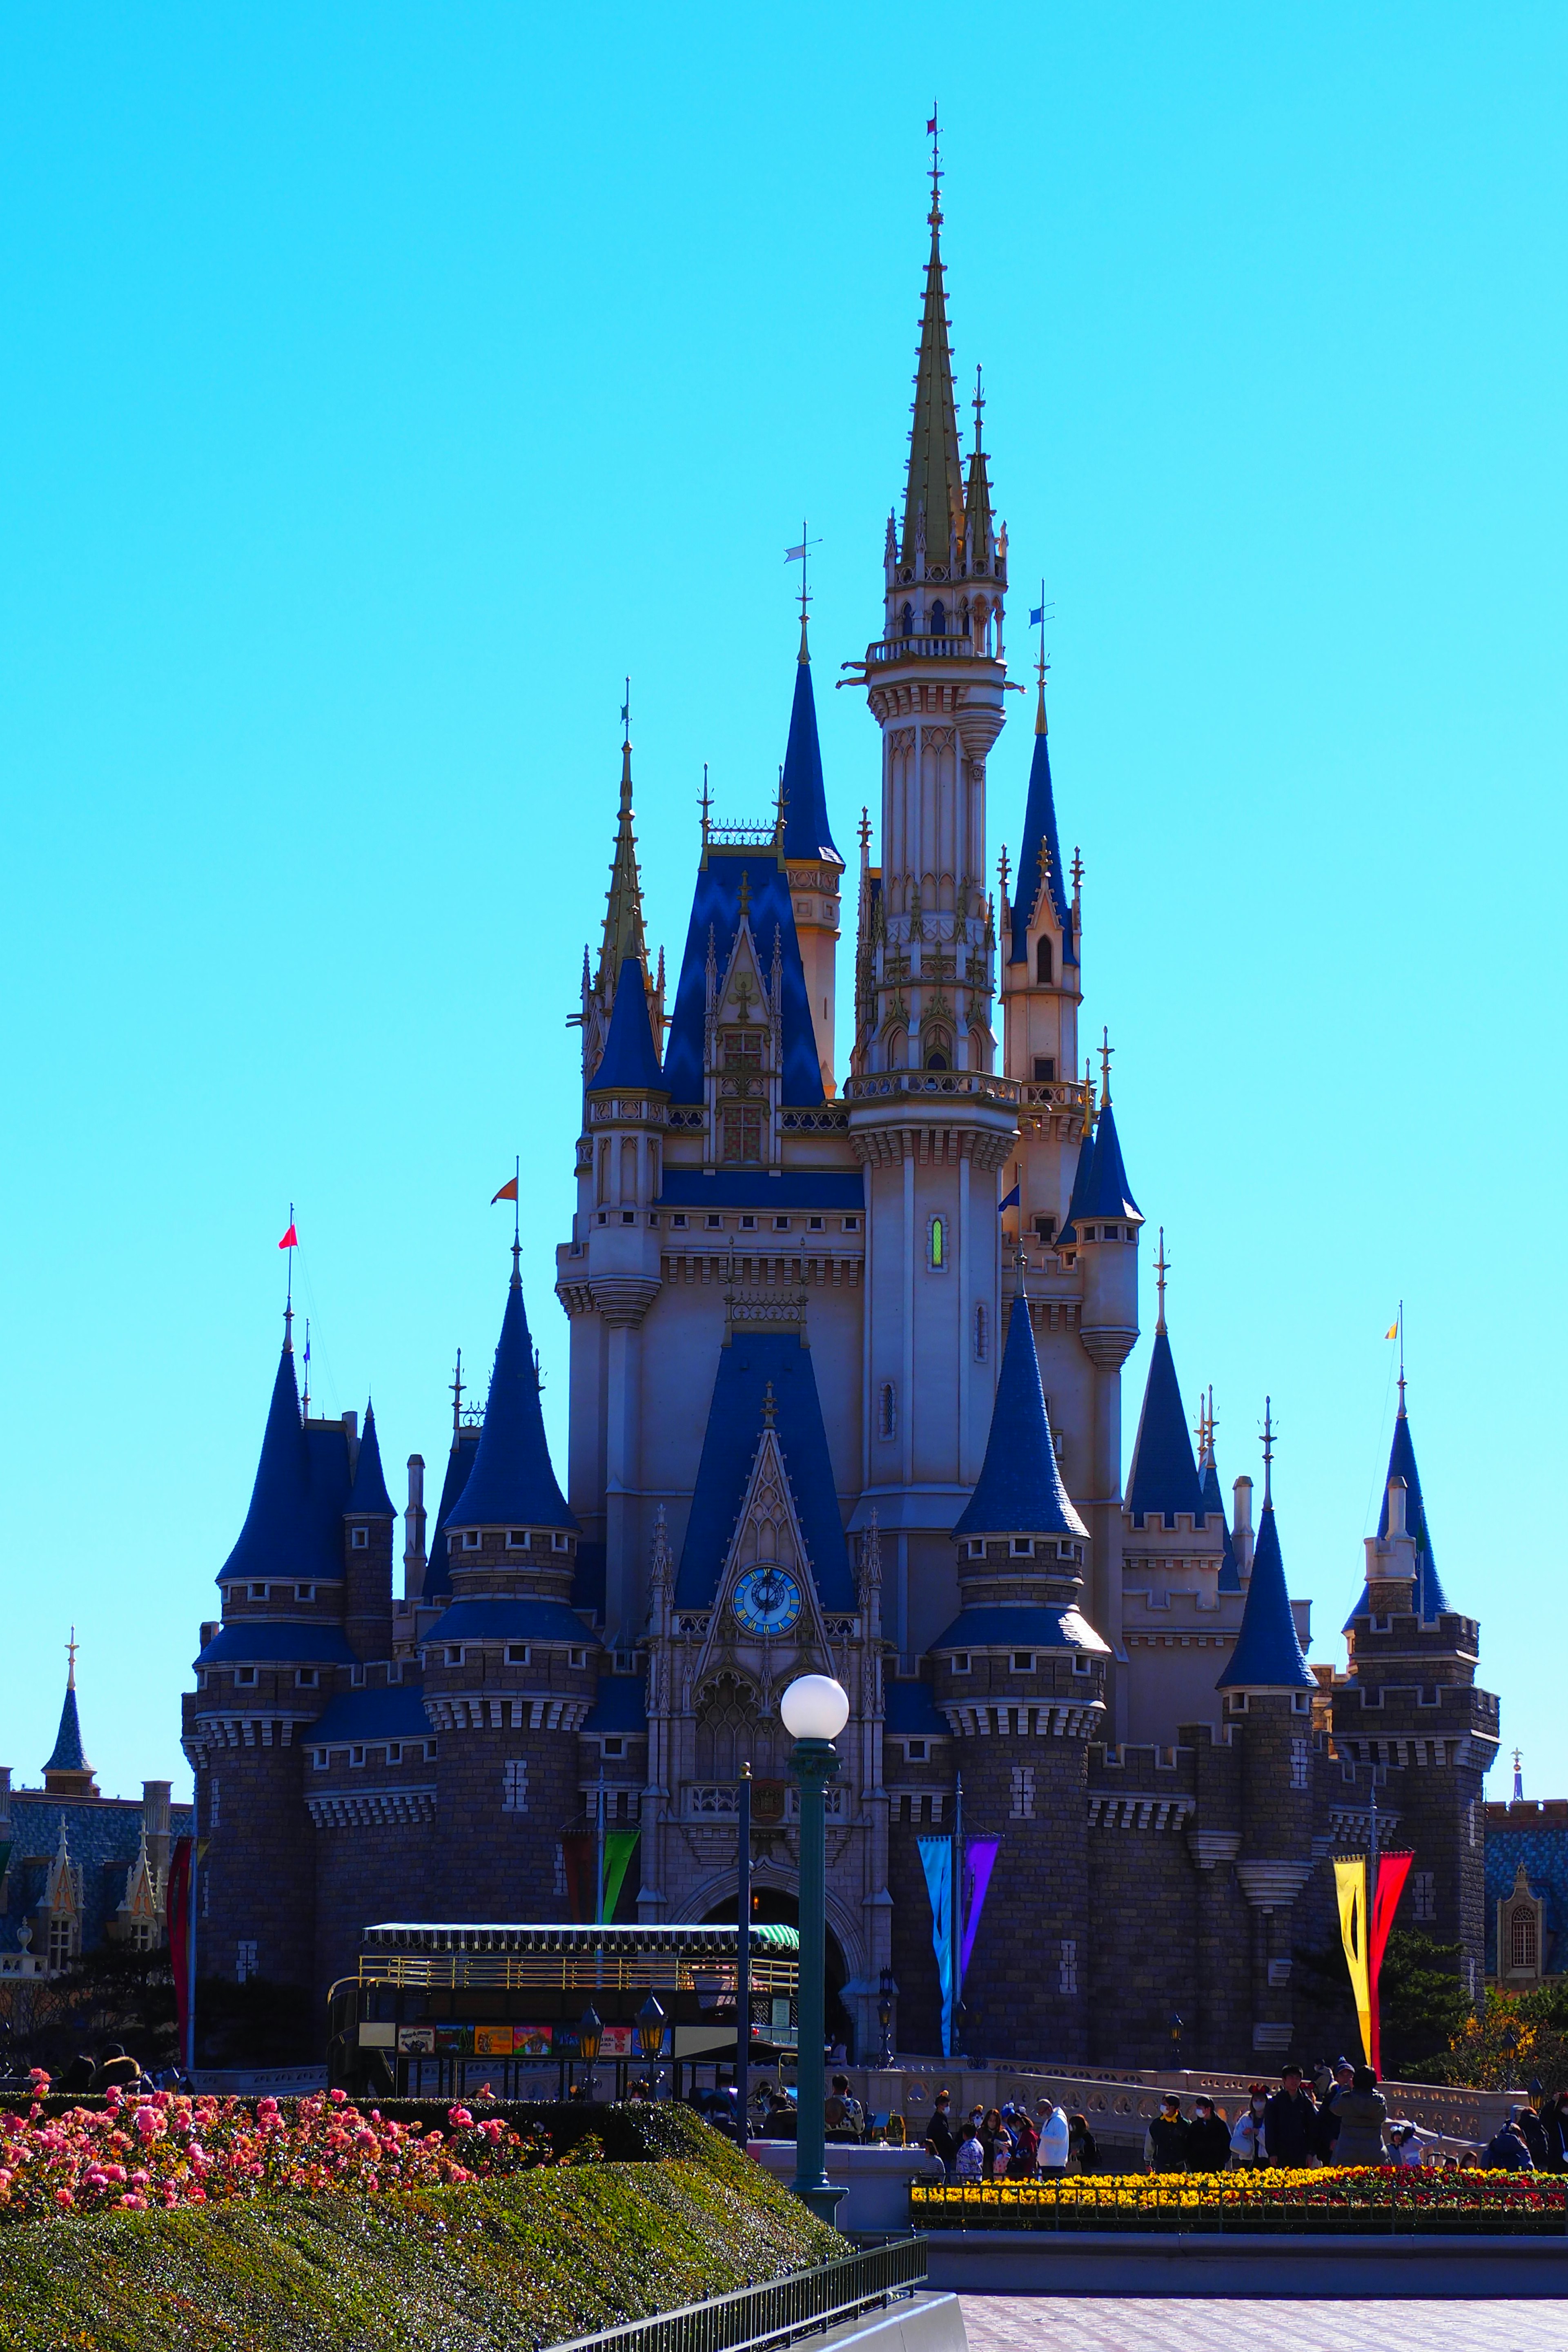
xmin=878 ymin=1969 xmax=898 ymax=2068
xmin=637 ymin=1993 xmax=666 ymax=2100
xmin=578 ymin=2005 xmax=604 ymax=2104
xmin=781 ymin=1672 xmax=849 ymax=2225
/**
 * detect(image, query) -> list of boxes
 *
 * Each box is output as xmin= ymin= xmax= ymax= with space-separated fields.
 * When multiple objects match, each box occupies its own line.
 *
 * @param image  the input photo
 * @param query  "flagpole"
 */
xmin=951 ymin=1770 xmax=964 ymax=2060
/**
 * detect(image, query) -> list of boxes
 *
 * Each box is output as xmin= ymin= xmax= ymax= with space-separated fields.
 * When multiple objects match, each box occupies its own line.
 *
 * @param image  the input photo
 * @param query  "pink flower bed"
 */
xmin=0 ymin=2077 xmax=545 ymax=2222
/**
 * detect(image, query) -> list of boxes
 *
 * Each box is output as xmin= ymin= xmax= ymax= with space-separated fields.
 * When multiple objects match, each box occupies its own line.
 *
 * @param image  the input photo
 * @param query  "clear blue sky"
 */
xmin=3 ymin=4 xmax=1564 ymax=1807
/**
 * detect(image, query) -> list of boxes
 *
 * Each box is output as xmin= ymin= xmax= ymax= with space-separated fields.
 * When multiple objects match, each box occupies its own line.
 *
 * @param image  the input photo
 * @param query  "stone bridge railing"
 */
xmin=842 ymin=2060 xmax=1526 ymax=2157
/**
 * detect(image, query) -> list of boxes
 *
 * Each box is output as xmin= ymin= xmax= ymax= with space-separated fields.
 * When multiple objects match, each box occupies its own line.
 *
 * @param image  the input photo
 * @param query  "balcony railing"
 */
xmin=843 ymin=1069 xmax=1021 ymax=1107
xmin=864 ymin=634 xmax=989 ymax=664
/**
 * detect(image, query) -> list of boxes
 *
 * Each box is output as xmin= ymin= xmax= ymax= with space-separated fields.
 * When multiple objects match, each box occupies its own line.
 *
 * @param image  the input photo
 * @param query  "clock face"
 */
xmin=731 ymin=1565 xmax=804 ymax=1637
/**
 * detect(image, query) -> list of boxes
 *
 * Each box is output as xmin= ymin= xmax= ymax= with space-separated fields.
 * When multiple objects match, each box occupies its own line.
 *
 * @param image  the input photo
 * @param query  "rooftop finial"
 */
xmin=1099 ymin=1025 xmax=1114 ymax=1108
xmin=302 ymin=1317 xmax=311 ymax=1419
xmin=1393 ymin=1300 xmax=1406 ymax=1417
xmin=280 ymin=1203 xmax=297 ymax=1348
xmin=927 ymin=101 xmax=942 ymax=227
xmin=998 ymin=842 xmax=1011 ymax=899
xmin=66 ymin=1625 xmax=78 ymax=1691
xmin=1154 ymin=1226 xmax=1169 ymax=1336
xmin=738 ymin=866 xmax=751 ymax=923
xmin=597 ymin=702 xmax=649 ymax=993
xmin=785 ymin=521 xmax=819 ymax=662
xmin=971 ymin=362 xmax=984 ymax=448
xmin=620 ymin=676 xmax=631 ymax=750
xmin=450 ymin=1348 xmax=464 ymax=1441
xmin=762 ymin=1381 xmax=777 ymax=1429
xmin=1260 ymin=1395 xmax=1276 ymax=1509
xmin=1029 ymin=584 xmax=1051 ymax=735
xmin=858 ymin=805 xmax=871 ymax=857
xmin=1514 ymin=1747 xmax=1525 ymax=1802
xmin=699 ymin=762 xmax=712 ymax=849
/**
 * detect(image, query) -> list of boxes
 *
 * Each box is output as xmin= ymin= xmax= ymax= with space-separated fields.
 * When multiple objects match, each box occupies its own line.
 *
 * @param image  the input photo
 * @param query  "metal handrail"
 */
xmin=547 ymin=2237 xmax=927 ymax=2352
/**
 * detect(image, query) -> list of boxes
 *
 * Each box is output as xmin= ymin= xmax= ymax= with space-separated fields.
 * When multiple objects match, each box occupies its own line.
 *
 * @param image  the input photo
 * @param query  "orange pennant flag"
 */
xmin=491 ymin=1178 xmax=519 ymax=1205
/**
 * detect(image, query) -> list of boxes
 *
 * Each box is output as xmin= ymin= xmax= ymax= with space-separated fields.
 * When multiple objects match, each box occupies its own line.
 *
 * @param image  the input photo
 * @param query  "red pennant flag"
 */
xmin=927 ymin=114 xmax=938 ymax=135
xmin=491 ymin=1178 xmax=519 ymax=1205
xmin=278 ymin=1223 xmax=298 ymax=1250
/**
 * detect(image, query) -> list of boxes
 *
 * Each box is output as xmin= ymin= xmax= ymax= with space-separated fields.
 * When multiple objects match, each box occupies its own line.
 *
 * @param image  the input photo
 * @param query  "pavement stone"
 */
xmin=958 ymin=2296 xmax=1566 ymax=2350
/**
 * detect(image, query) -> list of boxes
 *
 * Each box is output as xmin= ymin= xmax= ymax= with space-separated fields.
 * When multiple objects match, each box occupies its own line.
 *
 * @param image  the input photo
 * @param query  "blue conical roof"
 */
xmin=347 ymin=1400 xmax=395 ymax=1516
xmin=1080 ymin=1101 xmax=1142 ymax=1222
xmin=780 ymin=650 xmax=840 ymax=865
xmin=953 ymin=1298 xmax=1089 ymax=1541
xmin=1127 ymin=1332 xmax=1205 ymax=1528
xmin=590 ymin=957 xmax=666 ymax=1092
xmin=220 ymin=1337 xmax=312 ymax=1584
xmin=1202 ymin=1457 xmax=1242 ymax=1592
xmin=448 ymin=1262 xmax=577 ymax=1532
xmin=1057 ymin=1119 xmax=1099 ymax=1247
xmin=1008 ymin=721 xmax=1075 ymax=967
xmin=45 ymin=1679 xmax=87 ymax=1774
xmin=1342 ymin=1403 xmax=1451 ymax=1628
xmin=1216 ymin=1499 xmax=1314 ymax=1690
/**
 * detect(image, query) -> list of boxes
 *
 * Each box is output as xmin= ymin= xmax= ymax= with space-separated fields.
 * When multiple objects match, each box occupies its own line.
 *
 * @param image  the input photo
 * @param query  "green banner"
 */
xmin=599 ymin=1829 xmax=640 ymax=1923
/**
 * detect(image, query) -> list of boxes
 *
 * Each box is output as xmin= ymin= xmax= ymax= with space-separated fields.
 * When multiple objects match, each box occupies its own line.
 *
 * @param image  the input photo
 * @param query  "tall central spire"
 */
xmin=900 ymin=140 xmax=966 ymax=572
xmin=596 ymin=693 xmax=649 ymax=996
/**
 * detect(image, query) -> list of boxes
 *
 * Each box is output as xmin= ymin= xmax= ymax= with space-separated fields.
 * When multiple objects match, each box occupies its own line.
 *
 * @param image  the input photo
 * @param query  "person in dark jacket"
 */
xmin=1517 ymin=2100 xmax=1548 ymax=2168
xmin=1543 ymin=2091 xmax=1568 ymax=2173
xmin=56 ymin=2054 xmax=96 ymax=2094
xmin=925 ymin=2090 xmax=958 ymax=2179
xmin=1263 ymin=2067 xmax=1321 ymax=2166
xmin=1186 ymin=2096 xmax=1232 ymax=2171
xmin=1147 ymin=2096 xmax=1191 ymax=2172
xmin=1483 ymin=2112 xmax=1535 ymax=2172
xmin=1332 ymin=2067 xmax=1389 ymax=2166
xmin=1067 ymin=2114 xmax=1098 ymax=2173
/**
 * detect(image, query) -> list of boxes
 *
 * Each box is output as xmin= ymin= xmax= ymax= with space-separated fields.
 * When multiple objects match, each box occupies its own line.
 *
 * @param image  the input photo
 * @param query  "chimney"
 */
xmin=1387 ymin=1475 xmax=1408 ymax=1539
xmin=141 ymin=1780 xmax=172 ymax=1878
xmin=403 ymin=1454 xmax=428 ymax=1600
xmin=1232 ymin=1473 xmax=1255 ymax=1576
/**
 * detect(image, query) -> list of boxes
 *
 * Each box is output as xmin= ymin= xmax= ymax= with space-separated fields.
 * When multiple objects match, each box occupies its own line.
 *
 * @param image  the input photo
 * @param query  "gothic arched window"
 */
xmin=930 ymin=599 xmax=947 ymax=637
xmin=878 ymin=1382 xmax=897 ymax=1441
xmin=695 ymin=1673 xmax=760 ymax=1783
xmin=1036 ymin=936 xmax=1053 ymax=984
xmin=973 ymin=1301 xmax=989 ymax=1361
xmin=928 ymin=1214 xmax=946 ymax=1270
xmin=901 ymin=601 xmax=915 ymax=638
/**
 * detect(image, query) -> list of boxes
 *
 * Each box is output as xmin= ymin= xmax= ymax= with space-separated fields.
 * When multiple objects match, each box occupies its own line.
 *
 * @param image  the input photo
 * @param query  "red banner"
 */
xmin=1368 ymin=1851 xmax=1414 ymax=2074
xmin=560 ymin=1834 xmax=594 ymax=1924
xmin=167 ymin=1836 xmax=193 ymax=2057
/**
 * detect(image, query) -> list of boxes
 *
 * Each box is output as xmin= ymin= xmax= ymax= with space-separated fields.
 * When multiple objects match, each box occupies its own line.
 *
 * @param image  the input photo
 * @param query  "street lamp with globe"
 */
xmin=780 ymin=1672 xmax=850 ymax=2224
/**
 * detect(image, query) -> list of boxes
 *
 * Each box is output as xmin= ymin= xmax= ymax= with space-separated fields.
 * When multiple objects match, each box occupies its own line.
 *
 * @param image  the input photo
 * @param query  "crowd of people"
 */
xmin=916 ymin=2061 xmax=1568 ymax=2176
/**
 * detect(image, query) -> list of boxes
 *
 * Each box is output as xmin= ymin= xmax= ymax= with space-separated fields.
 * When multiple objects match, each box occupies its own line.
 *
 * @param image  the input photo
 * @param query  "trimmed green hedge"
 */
xmin=0 ymin=2107 xmax=845 ymax=2352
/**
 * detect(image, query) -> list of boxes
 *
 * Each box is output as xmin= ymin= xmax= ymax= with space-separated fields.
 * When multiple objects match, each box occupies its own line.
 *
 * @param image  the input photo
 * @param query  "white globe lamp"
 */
xmin=780 ymin=1674 xmax=850 ymax=1744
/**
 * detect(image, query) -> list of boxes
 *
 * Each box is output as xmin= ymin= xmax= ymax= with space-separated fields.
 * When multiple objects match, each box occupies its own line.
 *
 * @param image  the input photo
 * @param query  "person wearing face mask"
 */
xmin=1230 ymin=2082 xmax=1270 ymax=2166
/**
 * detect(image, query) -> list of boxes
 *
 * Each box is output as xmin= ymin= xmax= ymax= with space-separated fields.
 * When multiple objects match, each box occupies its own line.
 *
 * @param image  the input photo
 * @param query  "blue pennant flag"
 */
xmin=1029 ymin=605 xmax=1045 ymax=627
xmin=999 ymin=1183 xmax=1020 ymax=1213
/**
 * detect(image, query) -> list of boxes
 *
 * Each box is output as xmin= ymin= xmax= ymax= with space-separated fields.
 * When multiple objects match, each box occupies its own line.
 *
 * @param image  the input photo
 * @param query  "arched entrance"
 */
xmin=702 ymin=1887 xmax=857 ymax=2058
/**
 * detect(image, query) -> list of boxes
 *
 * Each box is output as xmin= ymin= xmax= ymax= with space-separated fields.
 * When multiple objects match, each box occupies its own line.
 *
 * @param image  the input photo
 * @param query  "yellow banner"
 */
xmin=1334 ymin=1857 xmax=1372 ymax=2065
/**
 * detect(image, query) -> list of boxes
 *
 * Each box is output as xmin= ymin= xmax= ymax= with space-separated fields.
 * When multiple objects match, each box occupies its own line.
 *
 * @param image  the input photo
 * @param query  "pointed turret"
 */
xmin=1081 ymin=1100 xmax=1142 ymax=1225
xmin=900 ymin=176 xmax=966 ymax=572
xmin=1008 ymin=690 xmax=1074 ymax=969
xmin=448 ymin=1255 xmax=577 ymax=1535
xmin=1126 ymin=1332 xmax=1205 ymax=1529
xmin=1056 ymin=1111 xmax=1098 ymax=1248
xmin=780 ymin=633 xmax=840 ymax=866
xmin=43 ymin=1642 xmax=98 ymax=1798
xmin=346 ymin=1400 xmax=394 ymax=1517
xmin=1343 ymin=1388 xmax=1451 ymax=1626
xmin=590 ymin=955 xmax=666 ymax=1093
xmin=219 ymin=1325 xmax=314 ymax=1585
xmin=1216 ymin=1431 xmax=1313 ymax=1692
xmin=954 ymin=1297 xmax=1089 ymax=1545
xmin=963 ymin=364 xmax=994 ymax=575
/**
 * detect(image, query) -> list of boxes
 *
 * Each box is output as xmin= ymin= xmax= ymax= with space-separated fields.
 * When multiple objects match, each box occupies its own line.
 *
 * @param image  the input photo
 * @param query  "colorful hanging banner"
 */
xmin=599 ymin=1829 xmax=640 ymax=1923
xmin=167 ymin=1836 xmax=194 ymax=2053
xmin=1333 ymin=1858 xmax=1372 ymax=2064
xmin=960 ymin=1838 xmax=1001 ymax=1978
xmin=1368 ymin=1851 xmax=1414 ymax=2074
xmin=917 ymin=1837 xmax=956 ymax=2056
xmin=560 ymin=1833 xmax=595 ymax=1924
xmin=1334 ymin=1851 xmax=1414 ymax=2070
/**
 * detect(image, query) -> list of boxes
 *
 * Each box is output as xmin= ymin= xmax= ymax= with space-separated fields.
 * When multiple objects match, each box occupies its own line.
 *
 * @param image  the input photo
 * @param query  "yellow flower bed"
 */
xmin=912 ymin=2169 xmax=1568 ymax=2232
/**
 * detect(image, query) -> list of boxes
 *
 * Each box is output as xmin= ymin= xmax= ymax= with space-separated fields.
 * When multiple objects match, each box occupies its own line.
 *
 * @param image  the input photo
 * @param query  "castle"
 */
xmin=181 ymin=161 xmax=1500 ymax=2068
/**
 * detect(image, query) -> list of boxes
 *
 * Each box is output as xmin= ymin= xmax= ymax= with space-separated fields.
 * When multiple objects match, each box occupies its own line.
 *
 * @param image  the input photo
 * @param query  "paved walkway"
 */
xmin=960 ymin=2296 xmax=1563 ymax=2348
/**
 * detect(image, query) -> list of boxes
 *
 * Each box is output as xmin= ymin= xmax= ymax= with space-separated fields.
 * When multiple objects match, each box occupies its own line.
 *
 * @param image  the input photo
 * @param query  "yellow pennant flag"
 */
xmin=1385 ymin=1322 xmax=1399 ymax=1341
xmin=1334 ymin=1857 xmax=1373 ymax=2065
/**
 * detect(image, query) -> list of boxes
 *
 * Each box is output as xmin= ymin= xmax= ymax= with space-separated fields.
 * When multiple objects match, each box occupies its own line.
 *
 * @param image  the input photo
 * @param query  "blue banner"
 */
xmin=918 ymin=1837 xmax=955 ymax=2056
